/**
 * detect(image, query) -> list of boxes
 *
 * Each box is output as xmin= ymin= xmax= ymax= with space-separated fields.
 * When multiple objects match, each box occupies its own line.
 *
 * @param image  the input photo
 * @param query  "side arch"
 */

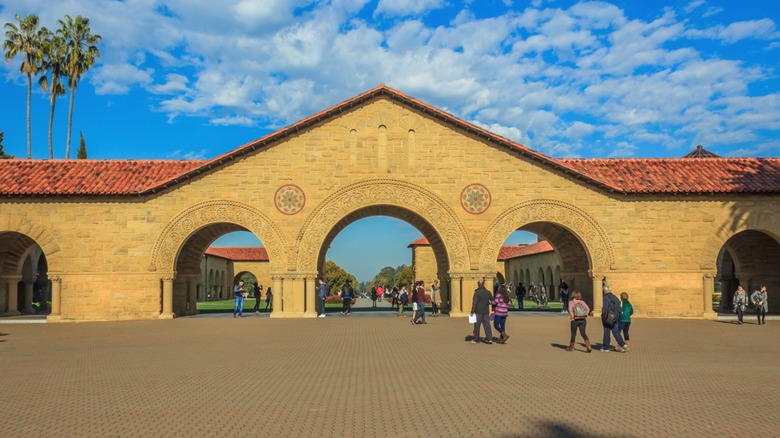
xmin=699 ymin=208 xmax=780 ymax=271
xmin=295 ymin=179 xmax=471 ymax=272
xmin=0 ymin=213 xmax=64 ymax=273
xmin=478 ymin=199 xmax=615 ymax=273
xmin=151 ymin=200 xmax=288 ymax=273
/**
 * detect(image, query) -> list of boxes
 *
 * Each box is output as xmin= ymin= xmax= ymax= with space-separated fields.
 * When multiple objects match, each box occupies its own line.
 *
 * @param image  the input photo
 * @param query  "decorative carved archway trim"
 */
xmin=478 ymin=199 xmax=614 ymax=273
xmin=699 ymin=208 xmax=780 ymax=271
xmin=295 ymin=179 xmax=471 ymax=272
xmin=0 ymin=213 xmax=64 ymax=273
xmin=151 ymin=200 xmax=287 ymax=272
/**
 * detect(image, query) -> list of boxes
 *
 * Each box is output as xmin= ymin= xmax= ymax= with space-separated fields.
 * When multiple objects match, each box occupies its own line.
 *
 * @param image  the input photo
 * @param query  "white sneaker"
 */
xmin=318 ymin=314 xmax=326 ymax=318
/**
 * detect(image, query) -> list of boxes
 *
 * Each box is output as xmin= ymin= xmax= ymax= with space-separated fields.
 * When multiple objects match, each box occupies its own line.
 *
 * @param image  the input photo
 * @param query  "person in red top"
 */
xmin=491 ymin=286 xmax=513 ymax=343
xmin=411 ymin=281 xmax=427 ymax=325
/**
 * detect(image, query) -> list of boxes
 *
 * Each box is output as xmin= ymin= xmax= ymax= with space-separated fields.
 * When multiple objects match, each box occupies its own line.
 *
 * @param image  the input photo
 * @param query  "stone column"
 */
xmin=448 ymin=273 xmax=463 ymax=317
xmin=186 ymin=275 xmax=199 ymax=315
xmin=22 ymin=281 xmax=35 ymax=314
xmin=591 ymin=273 xmax=603 ymax=315
xmin=38 ymin=281 xmax=50 ymax=311
xmin=270 ymin=274 xmax=284 ymax=318
xmin=305 ymin=275 xmax=317 ymax=318
xmin=161 ymin=275 xmax=174 ymax=319
xmin=702 ymin=272 xmax=717 ymax=319
xmin=50 ymin=276 xmax=62 ymax=317
xmin=289 ymin=275 xmax=306 ymax=317
xmin=2 ymin=276 xmax=21 ymax=316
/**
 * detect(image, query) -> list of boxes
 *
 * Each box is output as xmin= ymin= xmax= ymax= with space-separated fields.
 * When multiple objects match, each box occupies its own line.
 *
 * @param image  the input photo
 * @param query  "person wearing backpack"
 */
xmin=340 ymin=280 xmax=354 ymax=316
xmin=619 ymin=291 xmax=634 ymax=350
xmin=566 ymin=290 xmax=591 ymax=352
xmin=600 ymin=286 xmax=627 ymax=352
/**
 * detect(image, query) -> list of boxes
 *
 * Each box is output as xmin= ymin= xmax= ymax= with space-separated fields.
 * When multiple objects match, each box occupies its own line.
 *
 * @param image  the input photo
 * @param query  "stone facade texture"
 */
xmin=1 ymin=86 xmax=779 ymax=321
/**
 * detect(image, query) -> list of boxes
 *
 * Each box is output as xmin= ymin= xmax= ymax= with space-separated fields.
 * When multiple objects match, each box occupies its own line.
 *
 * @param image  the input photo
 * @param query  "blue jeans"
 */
xmin=493 ymin=315 xmax=507 ymax=334
xmin=233 ymin=296 xmax=244 ymax=316
xmin=602 ymin=323 xmax=624 ymax=349
xmin=319 ymin=297 xmax=326 ymax=315
xmin=413 ymin=304 xmax=426 ymax=323
xmin=619 ymin=321 xmax=631 ymax=340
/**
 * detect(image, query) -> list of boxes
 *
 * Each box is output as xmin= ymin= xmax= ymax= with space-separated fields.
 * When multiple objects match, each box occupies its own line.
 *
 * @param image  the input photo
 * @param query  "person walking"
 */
xmin=619 ymin=292 xmax=634 ymax=350
xmin=751 ymin=285 xmax=768 ymax=325
xmin=340 ymin=280 xmax=354 ymax=315
xmin=265 ymin=287 xmax=273 ymax=311
xmin=566 ymin=290 xmax=591 ymax=352
xmin=252 ymin=283 xmax=263 ymax=312
xmin=733 ymin=285 xmax=748 ymax=325
xmin=600 ymin=286 xmax=627 ymax=352
xmin=559 ymin=281 xmax=569 ymax=314
xmin=470 ymin=280 xmax=493 ymax=344
xmin=412 ymin=281 xmax=427 ymax=325
xmin=317 ymin=278 xmax=329 ymax=317
xmin=516 ymin=282 xmax=526 ymax=310
xmin=430 ymin=279 xmax=442 ymax=316
xmin=233 ymin=279 xmax=246 ymax=318
xmin=398 ymin=285 xmax=408 ymax=317
xmin=491 ymin=285 xmax=513 ymax=343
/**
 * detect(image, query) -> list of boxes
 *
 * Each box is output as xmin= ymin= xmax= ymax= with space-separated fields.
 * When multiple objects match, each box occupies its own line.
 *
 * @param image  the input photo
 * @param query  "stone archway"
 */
xmin=151 ymin=200 xmax=288 ymax=273
xmin=296 ymin=179 xmax=471 ymax=273
xmin=150 ymin=200 xmax=287 ymax=317
xmin=295 ymin=179 xmax=471 ymax=316
xmin=0 ymin=214 xmax=64 ymax=318
xmin=479 ymin=199 xmax=614 ymax=309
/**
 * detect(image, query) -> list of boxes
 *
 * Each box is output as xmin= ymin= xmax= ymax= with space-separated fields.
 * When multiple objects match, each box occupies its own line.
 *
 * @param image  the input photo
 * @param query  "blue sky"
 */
xmin=2 ymin=0 xmax=779 ymax=281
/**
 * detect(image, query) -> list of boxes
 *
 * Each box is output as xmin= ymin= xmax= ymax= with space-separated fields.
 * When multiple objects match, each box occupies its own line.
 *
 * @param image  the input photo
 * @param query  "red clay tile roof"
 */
xmin=557 ymin=158 xmax=780 ymax=194
xmin=205 ymin=247 xmax=269 ymax=261
xmin=411 ymin=238 xmax=553 ymax=260
xmin=408 ymin=237 xmax=429 ymax=247
xmin=1 ymin=85 xmax=780 ymax=196
xmin=682 ymin=145 xmax=721 ymax=158
xmin=0 ymin=159 xmax=204 ymax=196
xmin=498 ymin=241 xmax=554 ymax=261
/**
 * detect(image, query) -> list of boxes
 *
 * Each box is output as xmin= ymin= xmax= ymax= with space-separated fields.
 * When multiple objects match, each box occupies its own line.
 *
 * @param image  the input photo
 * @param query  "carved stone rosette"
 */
xmin=274 ymin=184 xmax=306 ymax=215
xmin=479 ymin=199 xmax=615 ymax=273
xmin=151 ymin=200 xmax=287 ymax=272
xmin=460 ymin=183 xmax=491 ymax=215
xmin=296 ymin=179 xmax=471 ymax=272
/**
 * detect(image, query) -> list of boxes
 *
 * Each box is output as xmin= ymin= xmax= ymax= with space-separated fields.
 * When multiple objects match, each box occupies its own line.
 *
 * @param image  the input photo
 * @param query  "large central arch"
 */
xmin=296 ymin=180 xmax=471 ymax=274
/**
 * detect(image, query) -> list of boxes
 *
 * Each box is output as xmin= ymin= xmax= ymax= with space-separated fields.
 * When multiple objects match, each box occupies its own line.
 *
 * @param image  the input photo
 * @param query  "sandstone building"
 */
xmin=1 ymin=85 xmax=778 ymax=321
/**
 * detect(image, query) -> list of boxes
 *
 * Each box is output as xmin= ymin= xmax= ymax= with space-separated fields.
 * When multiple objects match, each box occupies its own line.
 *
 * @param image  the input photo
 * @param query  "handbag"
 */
xmin=489 ymin=312 xmax=495 ymax=321
xmin=468 ymin=314 xmax=477 ymax=324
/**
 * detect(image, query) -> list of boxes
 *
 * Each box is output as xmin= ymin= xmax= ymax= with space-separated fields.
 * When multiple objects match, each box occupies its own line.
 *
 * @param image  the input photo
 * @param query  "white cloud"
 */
xmin=91 ymin=64 xmax=154 ymax=95
xmin=375 ymin=0 xmax=447 ymax=18
xmin=5 ymin=0 xmax=779 ymax=159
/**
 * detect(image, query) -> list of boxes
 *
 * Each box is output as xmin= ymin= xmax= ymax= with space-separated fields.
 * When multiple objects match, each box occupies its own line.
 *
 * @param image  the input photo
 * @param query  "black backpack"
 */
xmin=602 ymin=294 xmax=620 ymax=327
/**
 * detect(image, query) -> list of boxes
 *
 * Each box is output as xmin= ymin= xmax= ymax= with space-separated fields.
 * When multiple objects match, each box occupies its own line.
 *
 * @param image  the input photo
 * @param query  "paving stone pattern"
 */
xmin=1 ymin=312 xmax=778 ymax=437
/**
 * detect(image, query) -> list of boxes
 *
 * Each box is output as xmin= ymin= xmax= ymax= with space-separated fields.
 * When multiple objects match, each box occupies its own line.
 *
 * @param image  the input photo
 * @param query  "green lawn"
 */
xmin=196 ymin=298 xmax=565 ymax=313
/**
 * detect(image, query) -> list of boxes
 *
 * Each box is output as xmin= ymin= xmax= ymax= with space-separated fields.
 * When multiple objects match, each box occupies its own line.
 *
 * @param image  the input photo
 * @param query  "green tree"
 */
xmin=38 ymin=29 xmax=67 ymax=159
xmin=77 ymin=131 xmax=87 ymax=159
xmin=324 ymin=260 xmax=357 ymax=294
xmin=3 ymin=14 xmax=48 ymax=159
xmin=0 ymin=132 xmax=14 ymax=158
xmin=395 ymin=265 xmax=414 ymax=289
xmin=370 ymin=266 xmax=398 ymax=289
xmin=58 ymin=15 xmax=101 ymax=159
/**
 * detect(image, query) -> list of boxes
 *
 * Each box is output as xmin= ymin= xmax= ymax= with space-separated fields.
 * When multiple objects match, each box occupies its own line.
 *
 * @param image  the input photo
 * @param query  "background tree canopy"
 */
xmin=324 ymin=260 xmax=357 ymax=294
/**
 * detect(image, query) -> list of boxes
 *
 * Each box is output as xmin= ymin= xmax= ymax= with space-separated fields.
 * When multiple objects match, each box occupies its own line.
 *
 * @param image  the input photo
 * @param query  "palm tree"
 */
xmin=58 ymin=15 xmax=101 ymax=159
xmin=3 ymin=14 xmax=48 ymax=159
xmin=38 ymin=30 xmax=67 ymax=159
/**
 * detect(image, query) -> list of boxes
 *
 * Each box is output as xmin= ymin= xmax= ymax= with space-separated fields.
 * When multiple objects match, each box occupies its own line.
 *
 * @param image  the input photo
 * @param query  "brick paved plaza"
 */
xmin=1 ymin=307 xmax=778 ymax=437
